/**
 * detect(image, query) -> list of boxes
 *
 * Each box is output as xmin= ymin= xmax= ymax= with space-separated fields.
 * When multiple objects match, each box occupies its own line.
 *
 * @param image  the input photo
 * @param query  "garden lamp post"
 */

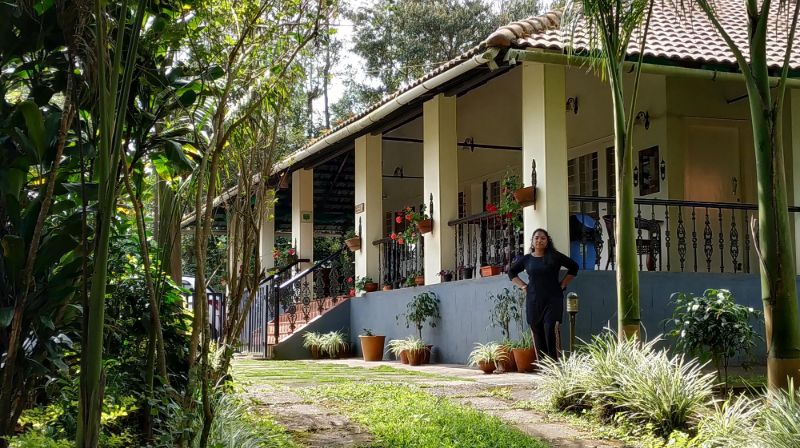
xmin=566 ymin=292 xmax=579 ymax=354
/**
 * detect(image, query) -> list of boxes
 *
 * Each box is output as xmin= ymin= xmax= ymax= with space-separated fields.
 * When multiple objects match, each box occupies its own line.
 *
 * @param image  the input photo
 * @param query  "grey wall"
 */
xmin=347 ymin=271 xmax=784 ymax=365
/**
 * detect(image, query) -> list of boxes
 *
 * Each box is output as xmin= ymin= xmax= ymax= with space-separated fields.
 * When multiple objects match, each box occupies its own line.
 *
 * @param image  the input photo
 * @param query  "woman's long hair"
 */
xmin=530 ymin=228 xmax=557 ymax=264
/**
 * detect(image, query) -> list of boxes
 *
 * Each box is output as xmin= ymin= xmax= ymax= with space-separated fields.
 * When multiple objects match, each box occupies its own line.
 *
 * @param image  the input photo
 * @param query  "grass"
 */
xmin=302 ymin=383 xmax=547 ymax=448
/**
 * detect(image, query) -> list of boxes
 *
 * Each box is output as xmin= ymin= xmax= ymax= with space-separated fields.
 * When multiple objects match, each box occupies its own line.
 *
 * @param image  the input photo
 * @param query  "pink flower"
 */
xmin=405 ymin=214 xmax=412 ymax=221
xmin=288 ymin=248 xmax=296 ymax=256
xmin=390 ymin=232 xmax=397 ymax=240
xmin=395 ymin=216 xmax=402 ymax=224
xmin=347 ymin=277 xmax=353 ymax=283
xmin=397 ymin=237 xmax=405 ymax=245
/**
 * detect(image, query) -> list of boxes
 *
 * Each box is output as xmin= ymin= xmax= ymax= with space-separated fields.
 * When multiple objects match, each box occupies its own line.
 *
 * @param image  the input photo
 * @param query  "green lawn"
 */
xmin=232 ymin=359 xmax=548 ymax=448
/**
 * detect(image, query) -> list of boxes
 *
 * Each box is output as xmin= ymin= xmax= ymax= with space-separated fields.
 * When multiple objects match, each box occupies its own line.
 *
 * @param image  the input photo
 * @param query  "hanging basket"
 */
xmin=345 ymin=236 xmax=362 ymax=252
xmin=417 ymin=219 xmax=433 ymax=234
xmin=513 ymin=186 xmax=536 ymax=208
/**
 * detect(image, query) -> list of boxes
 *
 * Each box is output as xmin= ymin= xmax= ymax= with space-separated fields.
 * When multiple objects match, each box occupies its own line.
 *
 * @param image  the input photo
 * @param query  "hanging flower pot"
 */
xmin=364 ymin=282 xmax=379 ymax=293
xmin=345 ymin=236 xmax=362 ymax=252
xmin=513 ymin=186 xmax=536 ymax=208
xmin=417 ymin=218 xmax=433 ymax=234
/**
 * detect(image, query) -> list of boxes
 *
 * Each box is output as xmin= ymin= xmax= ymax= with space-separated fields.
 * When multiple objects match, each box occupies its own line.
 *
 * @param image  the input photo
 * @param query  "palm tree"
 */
xmin=683 ymin=0 xmax=800 ymax=389
xmin=563 ymin=0 xmax=654 ymax=339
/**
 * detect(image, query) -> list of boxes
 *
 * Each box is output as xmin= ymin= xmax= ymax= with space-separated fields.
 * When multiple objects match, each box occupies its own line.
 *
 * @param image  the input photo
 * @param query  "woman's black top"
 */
xmin=508 ymin=252 xmax=579 ymax=299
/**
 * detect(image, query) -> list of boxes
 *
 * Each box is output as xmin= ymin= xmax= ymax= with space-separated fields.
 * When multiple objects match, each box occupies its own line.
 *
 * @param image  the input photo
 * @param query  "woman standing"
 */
xmin=508 ymin=228 xmax=578 ymax=361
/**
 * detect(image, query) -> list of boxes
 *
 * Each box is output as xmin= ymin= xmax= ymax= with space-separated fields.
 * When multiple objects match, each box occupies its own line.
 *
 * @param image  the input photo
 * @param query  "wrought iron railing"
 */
xmin=373 ymin=236 xmax=424 ymax=288
xmin=568 ymin=195 xmax=800 ymax=274
xmin=447 ymin=211 xmax=525 ymax=280
xmin=239 ymin=246 xmax=355 ymax=357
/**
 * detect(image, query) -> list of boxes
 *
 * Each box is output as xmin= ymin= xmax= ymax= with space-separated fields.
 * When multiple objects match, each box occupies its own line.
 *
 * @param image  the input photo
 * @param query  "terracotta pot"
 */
xmin=359 ymin=335 xmax=386 ymax=361
xmin=480 ymin=265 xmax=502 ymax=277
xmin=400 ymin=350 xmax=409 ymax=364
xmin=498 ymin=346 xmax=516 ymax=373
xmin=421 ymin=345 xmax=433 ymax=364
xmin=407 ymin=349 xmax=425 ymax=366
xmin=345 ymin=237 xmax=362 ymax=251
xmin=382 ymin=285 xmax=392 ymax=291
xmin=414 ymin=275 xmax=425 ymax=286
xmin=310 ymin=346 xmax=321 ymax=360
xmin=417 ymin=219 xmax=433 ymax=234
xmin=477 ymin=361 xmax=496 ymax=374
xmin=512 ymin=348 xmax=537 ymax=373
xmin=513 ymin=186 xmax=536 ymax=208
xmin=364 ymin=282 xmax=379 ymax=293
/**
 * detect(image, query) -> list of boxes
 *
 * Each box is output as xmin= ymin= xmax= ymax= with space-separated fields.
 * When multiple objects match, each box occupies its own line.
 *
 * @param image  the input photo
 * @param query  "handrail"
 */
xmin=279 ymin=247 xmax=347 ymax=289
xmin=448 ymin=210 xmax=501 ymax=226
xmin=569 ymin=195 xmax=800 ymax=213
xmin=260 ymin=258 xmax=309 ymax=287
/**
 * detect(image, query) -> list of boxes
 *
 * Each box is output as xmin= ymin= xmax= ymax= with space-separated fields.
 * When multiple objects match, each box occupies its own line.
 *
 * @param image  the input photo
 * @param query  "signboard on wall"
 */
xmin=301 ymin=211 xmax=313 ymax=223
xmin=355 ymin=202 xmax=365 ymax=214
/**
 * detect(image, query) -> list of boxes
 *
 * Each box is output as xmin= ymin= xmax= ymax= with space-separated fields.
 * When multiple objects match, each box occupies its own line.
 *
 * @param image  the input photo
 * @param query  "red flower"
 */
xmin=395 ymin=216 xmax=402 ymax=224
xmin=288 ymin=248 xmax=296 ymax=256
xmin=390 ymin=232 xmax=397 ymax=240
xmin=505 ymin=212 xmax=513 ymax=219
xmin=405 ymin=214 xmax=412 ymax=221
xmin=486 ymin=203 xmax=498 ymax=213
xmin=397 ymin=237 xmax=405 ymax=245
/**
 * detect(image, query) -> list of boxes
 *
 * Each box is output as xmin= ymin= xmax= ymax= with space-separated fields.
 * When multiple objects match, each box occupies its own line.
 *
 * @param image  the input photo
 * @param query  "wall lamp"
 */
xmin=635 ymin=111 xmax=650 ymax=130
xmin=566 ymin=97 xmax=579 ymax=115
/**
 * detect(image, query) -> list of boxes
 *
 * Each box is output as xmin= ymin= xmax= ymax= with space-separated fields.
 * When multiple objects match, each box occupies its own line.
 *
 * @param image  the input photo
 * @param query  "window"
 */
xmin=568 ymin=152 xmax=599 ymax=213
xmin=489 ymin=181 xmax=500 ymax=207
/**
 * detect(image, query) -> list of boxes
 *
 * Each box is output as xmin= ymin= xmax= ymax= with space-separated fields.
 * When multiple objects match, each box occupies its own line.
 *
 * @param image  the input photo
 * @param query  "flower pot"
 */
xmin=421 ymin=345 xmax=433 ymax=364
xmin=480 ymin=265 xmax=502 ymax=277
xmin=345 ymin=237 xmax=362 ymax=252
xmin=417 ymin=219 xmax=433 ymax=234
xmin=382 ymin=285 xmax=392 ymax=291
xmin=459 ymin=267 xmax=473 ymax=280
xmin=513 ymin=186 xmax=536 ymax=208
xmin=414 ymin=275 xmax=425 ymax=286
xmin=407 ymin=348 xmax=425 ymax=366
xmin=364 ymin=282 xmax=379 ymax=293
xmin=399 ymin=350 xmax=409 ymax=364
xmin=498 ymin=346 xmax=516 ymax=373
xmin=477 ymin=361 xmax=496 ymax=374
xmin=512 ymin=348 xmax=537 ymax=373
xmin=359 ymin=335 xmax=386 ymax=361
xmin=441 ymin=273 xmax=453 ymax=282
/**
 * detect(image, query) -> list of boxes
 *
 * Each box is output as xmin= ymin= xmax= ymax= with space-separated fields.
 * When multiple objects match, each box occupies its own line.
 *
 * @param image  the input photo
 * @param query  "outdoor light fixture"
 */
xmin=565 ymin=97 xmax=579 ymax=114
xmin=635 ymin=111 xmax=650 ymax=129
xmin=566 ymin=292 xmax=579 ymax=354
xmin=278 ymin=171 xmax=290 ymax=189
xmin=461 ymin=137 xmax=475 ymax=152
xmin=660 ymin=159 xmax=666 ymax=181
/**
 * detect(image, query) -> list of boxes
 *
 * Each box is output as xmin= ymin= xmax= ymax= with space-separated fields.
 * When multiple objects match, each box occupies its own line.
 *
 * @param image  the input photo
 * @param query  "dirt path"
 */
xmin=235 ymin=358 xmax=625 ymax=448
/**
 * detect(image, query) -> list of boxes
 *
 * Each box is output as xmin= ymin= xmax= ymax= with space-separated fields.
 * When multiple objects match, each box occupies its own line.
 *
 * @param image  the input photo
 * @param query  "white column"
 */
xmin=354 ymin=134 xmax=383 ymax=284
xmin=790 ymin=89 xmax=800 ymax=273
xmin=423 ymin=93 xmax=458 ymax=285
xmin=259 ymin=213 xmax=275 ymax=272
xmin=521 ymin=61 xmax=569 ymax=250
xmin=292 ymin=169 xmax=314 ymax=271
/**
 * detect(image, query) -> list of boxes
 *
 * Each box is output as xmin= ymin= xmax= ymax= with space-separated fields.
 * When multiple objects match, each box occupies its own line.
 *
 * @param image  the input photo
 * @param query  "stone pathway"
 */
xmin=237 ymin=358 xmax=626 ymax=448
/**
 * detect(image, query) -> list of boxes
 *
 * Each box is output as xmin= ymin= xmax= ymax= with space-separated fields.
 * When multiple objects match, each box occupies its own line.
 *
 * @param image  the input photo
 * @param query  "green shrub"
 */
xmin=536 ymin=353 xmax=592 ymax=412
xmin=5 ymin=432 xmax=72 ymax=448
xmin=668 ymin=289 xmax=760 ymax=385
xmin=319 ymin=331 xmax=349 ymax=358
xmin=758 ymin=381 xmax=800 ymax=448
xmin=694 ymin=395 xmax=760 ymax=447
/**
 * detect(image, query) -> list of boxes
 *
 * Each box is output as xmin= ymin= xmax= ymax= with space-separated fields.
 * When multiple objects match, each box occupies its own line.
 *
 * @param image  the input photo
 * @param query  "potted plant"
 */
xmin=392 ymin=204 xmax=432 ymax=246
xmin=398 ymin=291 xmax=440 ymax=364
xmin=355 ymin=276 xmax=378 ymax=293
xmin=414 ymin=271 xmax=425 ymax=286
xmin=344 ymin=229 xmax=361 ymax=251
xmin=302 ymin=331 xmax=323 ymax=359
xmin=468 ymin=342 xmax=508 ymax=374
xmin=320 ymin=330 xmax=349 ymax=359
xmin=480 ymin=265 xmax=502 ymax=277
xmin=438 ymin=270 xmax=454 ymax=282
xmin=359 ymin=328 xmax=386 ymax=362
xmin=510 ymin=332 xmax=536 ymax=373
xmin=404 ymin=337 xmax=427 ymax=366
xmin=272 ymin=245 xmax=298 ymax=266
xmin=458 ymin=265 xmax=474 ymax=280
xmin=404 ymin=275 xmax=416 ymax=288
xmin=387 ymin=337 xmax=410 ymax=364
xmin=489 ymin=288 xmax=525 ymax=372
xmin=499 ymin=173 xmax=524 ymax=231
xmin=382 ymin=283 xmax=392 ymax=291
xmin=510 ymin=164 xmax=536 ymax=208
xmin=346 ymin=276 xmax=355 ymax=297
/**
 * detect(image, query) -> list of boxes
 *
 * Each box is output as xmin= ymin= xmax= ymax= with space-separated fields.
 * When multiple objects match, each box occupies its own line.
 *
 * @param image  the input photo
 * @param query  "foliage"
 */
xmin=693 ymin=395 xmax=760 ymax=448
xmin=467 ymin=342 xmax=508 ymax=366
xmin=344 ymin=229 xmax=358 ymax=240
xmin=319 ymin=331 xmax=349 ymax=358
xmin=386 ymin=336 xmax=426 ymax=358
xmin=668 ymin=289 xmax=760 ymax=385
xmin=510 ymin=330 xmax=534 ymax=350
xmin=305 ymin=383 xmax=547 ymax=447
xmin=203 ymin=394 xmax=295 ymax=448
xmin=272 ymin=245 xmax=298 ymax=267
xmin=536 ymin=353 xmax=592 ymax=412
xmin=302 ymin=331 xmax=323 ymax=351
xmin=498 ymin=173 xmax=523 ymax=231
xmin=390 ymin=204 xmax=429 ymax=244
xmin=354 ymin=276 xmax=374 ymax=292
xmin=398 ymin=291 xmax=441 ymax=340
xmin=361 ymin=328 xmax=375 ymax=336
xmin=758 ymin=381 xmax=800 ymax=448
xmin=488 ymin=287 xmax=525 ymax=340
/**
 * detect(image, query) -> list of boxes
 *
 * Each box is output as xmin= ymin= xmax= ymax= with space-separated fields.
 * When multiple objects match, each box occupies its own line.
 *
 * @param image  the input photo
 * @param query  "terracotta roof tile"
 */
xmin=484 ymin=2 xmax=800 ymax=70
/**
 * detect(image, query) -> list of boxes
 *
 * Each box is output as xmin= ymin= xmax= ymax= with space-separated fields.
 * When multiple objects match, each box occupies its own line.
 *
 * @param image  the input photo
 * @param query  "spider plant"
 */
xmin=467 ymin=343 xmax=508 ymax=366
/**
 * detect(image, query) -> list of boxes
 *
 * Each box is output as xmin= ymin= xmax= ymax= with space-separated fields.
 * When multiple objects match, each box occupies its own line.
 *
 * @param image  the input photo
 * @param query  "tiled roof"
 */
xmin=484 ymin=2 xmax=800 ymax=70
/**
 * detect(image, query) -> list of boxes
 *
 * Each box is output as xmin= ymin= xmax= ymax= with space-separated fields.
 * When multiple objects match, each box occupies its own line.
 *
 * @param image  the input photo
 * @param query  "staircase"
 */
xmin=239 ymin=247 xmax=354 ymax=358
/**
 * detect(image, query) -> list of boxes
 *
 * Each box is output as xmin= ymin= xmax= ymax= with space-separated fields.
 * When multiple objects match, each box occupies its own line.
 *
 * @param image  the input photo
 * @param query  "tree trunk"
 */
xmin=609 ymin=67 xmax=640 ymax=340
